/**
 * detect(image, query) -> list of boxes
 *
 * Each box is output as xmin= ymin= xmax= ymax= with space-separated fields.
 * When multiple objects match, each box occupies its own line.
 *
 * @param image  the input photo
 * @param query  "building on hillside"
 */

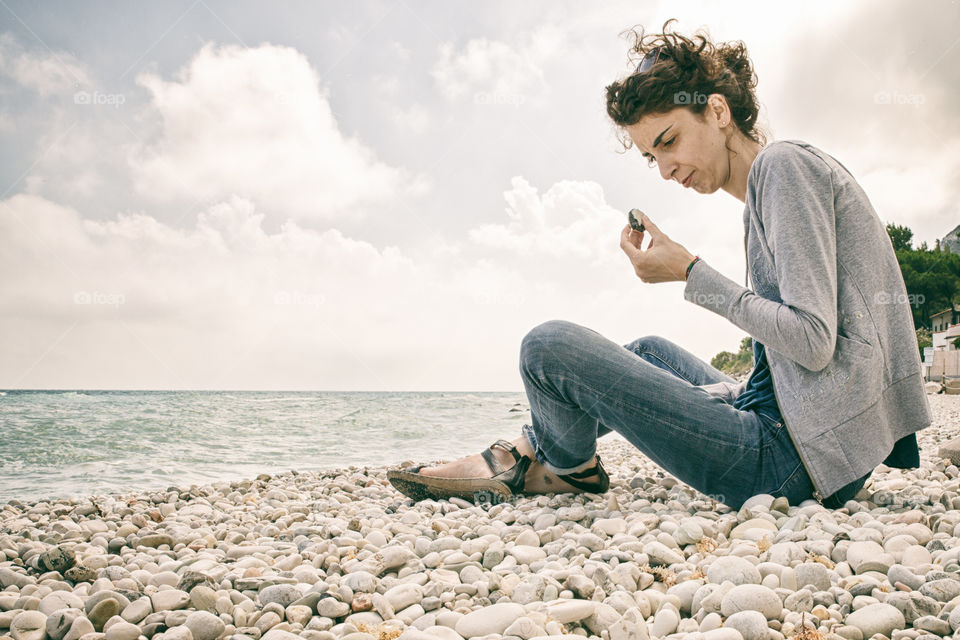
xmin=941 ymin=224 xmax=960 ymax=254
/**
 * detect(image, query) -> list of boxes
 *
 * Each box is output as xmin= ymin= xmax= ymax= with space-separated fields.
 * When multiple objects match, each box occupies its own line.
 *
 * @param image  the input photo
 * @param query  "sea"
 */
xmin=0 ymin=390 xmax=530 ymax=504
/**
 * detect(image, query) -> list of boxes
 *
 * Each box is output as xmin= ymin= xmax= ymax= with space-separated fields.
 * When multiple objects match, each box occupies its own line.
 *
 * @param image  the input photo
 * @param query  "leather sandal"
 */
xmin=387 ymin=439 xmax=532 ymax=503
xmin=556 ymin=456 xmax=610 ymax=494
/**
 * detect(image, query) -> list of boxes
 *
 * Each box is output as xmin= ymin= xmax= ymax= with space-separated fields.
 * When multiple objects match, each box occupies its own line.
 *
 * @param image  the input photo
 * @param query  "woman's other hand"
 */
xmin=619 ymin=212 xmax=696 ymax=283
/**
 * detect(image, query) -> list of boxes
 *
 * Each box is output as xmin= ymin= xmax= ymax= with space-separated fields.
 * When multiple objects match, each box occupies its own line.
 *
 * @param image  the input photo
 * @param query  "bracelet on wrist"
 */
xmin=685 ymin=255 xmax=701 ymax=280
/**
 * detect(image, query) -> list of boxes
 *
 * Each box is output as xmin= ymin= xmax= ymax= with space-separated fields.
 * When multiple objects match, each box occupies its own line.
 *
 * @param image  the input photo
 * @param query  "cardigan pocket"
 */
xmin=793 ymin=333 xmax=883 ymax=431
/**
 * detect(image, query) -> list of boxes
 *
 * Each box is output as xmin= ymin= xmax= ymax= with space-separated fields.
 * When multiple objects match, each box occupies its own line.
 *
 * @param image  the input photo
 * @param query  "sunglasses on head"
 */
xmin=636 ymin=46 xmax=668 ymax=73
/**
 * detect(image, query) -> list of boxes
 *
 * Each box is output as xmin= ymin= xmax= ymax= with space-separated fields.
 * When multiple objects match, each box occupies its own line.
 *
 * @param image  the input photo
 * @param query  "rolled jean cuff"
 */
xmin=521 ymin=423 xmax=597 ymax=475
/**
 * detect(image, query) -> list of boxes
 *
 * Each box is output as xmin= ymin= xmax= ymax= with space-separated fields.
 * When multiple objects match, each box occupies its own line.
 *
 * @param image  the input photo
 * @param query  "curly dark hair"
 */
xmin=605 ymin=19 xmax=767 ymax=156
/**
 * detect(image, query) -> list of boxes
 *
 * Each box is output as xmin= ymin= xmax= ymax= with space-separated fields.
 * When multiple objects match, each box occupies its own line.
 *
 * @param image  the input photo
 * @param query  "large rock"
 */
xmin=455 ymin=603 xmax=524 ymax=638
xmin=794 ymin=563 xmax=831 ymax=592
xmin=87 ymin=598 xmax=120 ymax=632
xmin=706 ymin=556 xmax=761 ymax=585
xmin=720 ymin=584 xmax=782 ymax=620
xmin=39 ymin=592 xmax=84 ymax=615
xmin=342 ymin=571 xmax=378 ymax=593
xmin=607 ymin=607 xmax=649 ymax=640
xmin=507 ymin=545 xmax=546 ymax=565
xmin=258 ymin=584 xmax=302 ymax=607
xmin=545 ymin=600 xmax=596 ymax=624
xmin=104 ymin=621 xmax=141 ymax=640
xmin=45 ymin=608 xmax=82 ymax=640
xmin=846 ymin=541 xmax=894 ymax=574
xmin=37 ymin=546 xmax=76 ymax=574
xmin=383 ymin=583 xmax=423 ymax=612
xmin=184 ymin=611 xmax=225 ymax=640
xmin=885 ymin=591 xmax=942 ymax=624
xmin=121 ymin=597 xmax=152 ymax=623
xmin=920 ymin=578 xmax=960 ymax=602
xmin=723 ymin=610 xmax=768 ymax=640
xmin=643 ymin=541 xmax=684 ymax=566
xmin=845 ymin=603 xmax=905 ymax=638
xmin=177 ymin=571 xmax=218 ymax=594
xmin=150 ymin=589 xmax=190 ymax=612
xmin=0 ymin=567 xmax=34 ymax=588
xmin=11 ymin=611 xmax=48 ymax=640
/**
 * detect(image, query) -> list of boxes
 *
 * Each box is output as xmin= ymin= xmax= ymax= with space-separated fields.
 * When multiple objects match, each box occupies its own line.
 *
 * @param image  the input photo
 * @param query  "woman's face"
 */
xmin=623 ymin=100 xmax=730 ymax=194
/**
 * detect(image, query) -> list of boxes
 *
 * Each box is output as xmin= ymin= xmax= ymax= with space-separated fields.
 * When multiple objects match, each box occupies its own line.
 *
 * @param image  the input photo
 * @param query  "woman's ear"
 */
xmin=707 ymin=94 xmax=728 ymax=125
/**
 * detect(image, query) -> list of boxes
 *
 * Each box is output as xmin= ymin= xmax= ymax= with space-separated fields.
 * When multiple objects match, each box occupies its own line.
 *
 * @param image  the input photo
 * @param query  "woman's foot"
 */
xmin=417 ymin=436 xmax=605 ymax=494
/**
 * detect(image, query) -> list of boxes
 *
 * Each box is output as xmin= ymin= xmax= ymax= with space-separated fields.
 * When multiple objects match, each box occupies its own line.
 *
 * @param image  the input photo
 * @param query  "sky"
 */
xmin=1 ymin=0 xmax=958 ymax=391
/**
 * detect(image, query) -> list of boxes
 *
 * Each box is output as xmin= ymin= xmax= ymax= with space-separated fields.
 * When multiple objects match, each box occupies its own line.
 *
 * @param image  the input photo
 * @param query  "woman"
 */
xmin=388 ymin=19 xmax=931 ymax=509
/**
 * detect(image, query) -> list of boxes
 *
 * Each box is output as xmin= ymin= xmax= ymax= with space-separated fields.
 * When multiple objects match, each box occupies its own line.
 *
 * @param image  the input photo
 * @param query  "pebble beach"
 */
xmin=4 ymin=395 xmax=960 ymax=640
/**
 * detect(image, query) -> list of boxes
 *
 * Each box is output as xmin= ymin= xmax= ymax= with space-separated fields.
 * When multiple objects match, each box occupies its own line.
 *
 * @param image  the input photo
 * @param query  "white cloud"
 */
xmin=431 ymin=26 xmax=562 ymax=104
xmin=469 ymin=176 xmax=624 ymax=265
xmin=131 ymin=43 xmax=426 ymax=220
xmin=0 ymin=33 xmax=89 ymax=94
xmin=389 ymin=103 xmax=429 ymax=134
xmin=0 ymin=192 xmax=599 ymax=390
xmin=0 ymin=181 xmax=725 ymax=390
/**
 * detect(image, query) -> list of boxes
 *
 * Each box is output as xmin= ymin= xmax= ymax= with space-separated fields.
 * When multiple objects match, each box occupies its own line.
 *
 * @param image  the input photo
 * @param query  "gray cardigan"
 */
xmin=683 ymin=139 xmax=932 ymax=499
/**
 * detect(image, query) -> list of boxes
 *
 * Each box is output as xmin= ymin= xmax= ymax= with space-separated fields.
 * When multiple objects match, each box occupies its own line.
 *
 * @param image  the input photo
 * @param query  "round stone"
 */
xmin=37 ymin=547 xmax=76 ymax=574
xmin=545 ymin=600 xmax=597 ymax=624
xmin=644 ymin=541 xmax=684 ymax=566
xmin=259 ymin=584 xmax=302 ymax=608
xmin=184 ymin=611 xmax=226 ymax=640
xmin=720 ymin=584 xmax=782 ymax=620
xmin=920 ymin=578 xmax=960 ymax=602
xmin=87 ymin=598 xmax=120 ymax=632
xmin=846 ymin=541 xmax=894 ymax=574
xmin=150 ymin=590 xmax=190 ymax=612
xmin=11 ymin=611 xmax=48 ymax=640
xmin=514 ymin=530 xmax=540 ymax=547
xmin=724 ymin=610 xmax=768 ymax=640
xmin=104 ymin=621 xmax=141 ymax=640
xmin=707 ymin=556 xmax=761 ymax=586
xmin=342 ymin=571 xmax=377 ymax=593
xmin=383 ymin=583 xmax=422 ymax=611
xmin=121 ymin=597 xmax=152 ymax=624
xmin=507 ymin=545 xmax=546 ymax=565
xmin=39 ymin=592 xmax=84 ymax=615
xmin=45 ymin=608 xmax=81 ymax=640
xmin=318 ymin=597 xmax=350 ymax=619
xmin=650 ymin=607 xmax=680 ymax=637
xmin=794 ymin=562 xmax=831 ymax=592
xmin=845 ymin=602 xmax=906 ymax=638
xmin=455 ymin=603 xmax=525 ymax=638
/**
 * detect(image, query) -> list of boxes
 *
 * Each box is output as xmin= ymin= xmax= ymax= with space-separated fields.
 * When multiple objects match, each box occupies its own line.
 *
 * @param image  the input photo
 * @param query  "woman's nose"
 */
xmin=658 ymin=161 xmax=676 ymax=182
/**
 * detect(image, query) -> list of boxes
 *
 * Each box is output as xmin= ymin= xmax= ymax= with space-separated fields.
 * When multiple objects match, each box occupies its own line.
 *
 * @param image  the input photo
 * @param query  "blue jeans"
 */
xmin=518 ymin=320 xmax=816 ymax=509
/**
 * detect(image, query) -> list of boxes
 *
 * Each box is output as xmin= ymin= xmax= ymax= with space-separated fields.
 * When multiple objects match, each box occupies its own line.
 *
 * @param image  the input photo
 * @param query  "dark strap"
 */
xmin=558 ymin=457 xmax=608 ymax=492
xmin=480 ymin=439 xmax=521 ymax=476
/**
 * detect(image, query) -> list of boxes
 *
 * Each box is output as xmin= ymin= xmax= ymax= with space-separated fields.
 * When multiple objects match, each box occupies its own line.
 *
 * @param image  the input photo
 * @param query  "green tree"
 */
xmin=886 ymin=223 xmax=914 ymax=251
xmin=916 ymin=327 xmax=932 ymax=356
xmin=711 ymin=336 xmax=755 ymax=377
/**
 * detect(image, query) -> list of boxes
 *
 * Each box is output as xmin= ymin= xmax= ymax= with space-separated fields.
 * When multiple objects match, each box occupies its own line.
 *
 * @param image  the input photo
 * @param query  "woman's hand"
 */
xmin=619 ymin=212 xmax=696 ymax=283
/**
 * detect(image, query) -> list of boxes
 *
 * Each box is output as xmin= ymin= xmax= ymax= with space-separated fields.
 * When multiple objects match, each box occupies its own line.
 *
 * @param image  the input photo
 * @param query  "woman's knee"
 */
xmin=520 ymin=320 xmax=591 ymax=372
xmin=623 ymin=334 xmax=673 ymax=356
